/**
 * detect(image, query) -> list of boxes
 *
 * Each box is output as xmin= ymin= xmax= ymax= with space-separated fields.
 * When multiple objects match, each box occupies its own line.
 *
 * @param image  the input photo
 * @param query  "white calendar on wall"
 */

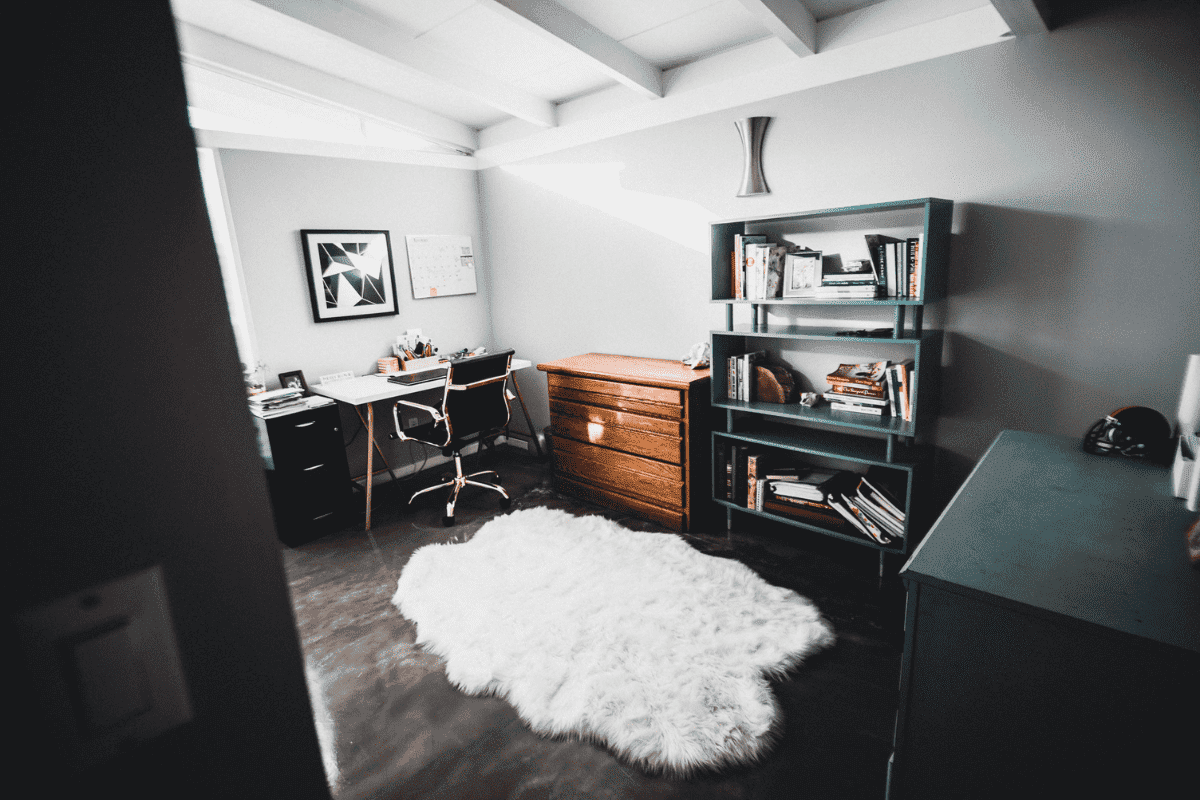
xmin=404 ymin=234 xmax=478 ymax=299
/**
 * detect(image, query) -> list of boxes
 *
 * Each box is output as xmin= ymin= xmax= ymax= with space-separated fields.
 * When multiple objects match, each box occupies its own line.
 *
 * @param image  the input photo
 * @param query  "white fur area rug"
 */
xmin=391 ymin=508 xmax=835 ymax=775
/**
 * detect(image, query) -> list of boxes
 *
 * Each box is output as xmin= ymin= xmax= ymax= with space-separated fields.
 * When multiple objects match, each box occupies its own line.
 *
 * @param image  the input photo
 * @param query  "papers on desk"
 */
xmin=248 ymin=390 xmax=333 ymax=419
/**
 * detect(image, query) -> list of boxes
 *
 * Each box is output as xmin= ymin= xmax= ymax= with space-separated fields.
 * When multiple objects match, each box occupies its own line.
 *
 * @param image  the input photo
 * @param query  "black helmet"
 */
xmin=1082 ymin=406 xmax=1172 ymax=460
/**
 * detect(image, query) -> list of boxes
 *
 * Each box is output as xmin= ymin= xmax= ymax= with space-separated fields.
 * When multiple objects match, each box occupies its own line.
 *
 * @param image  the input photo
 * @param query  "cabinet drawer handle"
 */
xmin=312 ymin=512 xmax=334 ymax=521
xmin=303 ymin=463 xmax=325 ymax=471
xmin=294 ymin=421 xmax=316 ymax=428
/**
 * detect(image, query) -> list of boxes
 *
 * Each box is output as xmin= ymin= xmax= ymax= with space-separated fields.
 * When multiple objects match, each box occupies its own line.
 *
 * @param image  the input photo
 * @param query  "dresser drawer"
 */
xmin=555 ymin=474 xmax=684 ymax=531
xmin=549 ymin=398 xmax=683 ymax=437
xmin=548 ymin=373 xmax=682 ymax=409
xmin=551 ymin=414 xmax=683 ymax=464
xmin=553 ymin=437 xmax=684 ymax=508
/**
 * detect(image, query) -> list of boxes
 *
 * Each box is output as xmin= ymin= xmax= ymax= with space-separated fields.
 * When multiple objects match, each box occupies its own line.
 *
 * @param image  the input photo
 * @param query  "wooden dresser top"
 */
xmin=537 ymin=353 xmax=710 ymax=389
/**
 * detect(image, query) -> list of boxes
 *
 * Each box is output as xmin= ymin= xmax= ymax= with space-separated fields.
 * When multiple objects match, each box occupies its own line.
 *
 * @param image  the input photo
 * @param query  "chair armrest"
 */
xmin=395 ymin=398 xmax=443 ymax=421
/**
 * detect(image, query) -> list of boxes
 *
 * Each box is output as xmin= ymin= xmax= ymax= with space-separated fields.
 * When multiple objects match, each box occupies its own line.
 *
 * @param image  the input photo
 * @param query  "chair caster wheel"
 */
xmin=442 ymin=515 xmax=455 ymax=527
xmin=500 ymin=497 xmax=511 ymax=510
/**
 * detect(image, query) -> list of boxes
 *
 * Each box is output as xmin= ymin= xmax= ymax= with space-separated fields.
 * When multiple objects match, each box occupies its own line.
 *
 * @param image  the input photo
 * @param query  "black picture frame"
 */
xmin=278 ymin=370 xmax=309 ymax=395
xmin=300 ymin=229 xmax=398 ymax=323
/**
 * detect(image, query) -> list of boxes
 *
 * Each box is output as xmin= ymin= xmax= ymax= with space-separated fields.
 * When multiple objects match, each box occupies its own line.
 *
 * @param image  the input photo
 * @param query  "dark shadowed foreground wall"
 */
xmin=7 ymin=3 xmax=329 ymax=797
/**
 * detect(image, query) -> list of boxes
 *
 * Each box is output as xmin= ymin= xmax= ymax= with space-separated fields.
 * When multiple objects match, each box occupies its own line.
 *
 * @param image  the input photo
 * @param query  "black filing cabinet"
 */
xmin=253 ymin=402 xmax=353 ymax=545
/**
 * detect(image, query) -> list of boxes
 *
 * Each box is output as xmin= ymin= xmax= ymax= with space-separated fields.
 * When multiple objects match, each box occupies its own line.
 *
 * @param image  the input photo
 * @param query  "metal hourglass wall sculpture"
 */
xmin=735 ymin=116 xmax=771 ymax=196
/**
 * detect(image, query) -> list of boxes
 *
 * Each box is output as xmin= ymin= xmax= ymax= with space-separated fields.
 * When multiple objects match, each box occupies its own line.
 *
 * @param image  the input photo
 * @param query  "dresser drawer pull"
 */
xmin=312 ymin=512 xmax=334 ymax=521
xmin=294 ymin=421 xmax=316 ymax=428
xmin=303 ymin=463 xmax=325 ymax=471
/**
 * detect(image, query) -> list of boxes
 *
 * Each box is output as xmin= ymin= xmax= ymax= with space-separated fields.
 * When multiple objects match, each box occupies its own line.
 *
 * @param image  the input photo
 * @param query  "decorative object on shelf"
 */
xmin=734 ymin=116 xmax=770 ymax=197
xmin=755 ymin=364 xmax=797 ymax=403
xmin=300 ymin=229 xmax=398 ymax=322
xmin=277 ymin=369 xmax=309 ymax=395
xmin=782 ymin=250 xmax=821 ymax=298
xmin=392 ymin=507 xmax=834 ymax=774
xmin=1081 ymin=406 xmax=1172 ymax=461
xmin=681 ymin=341 xmax=711 ymax=369
xmin=243 ymin=360 xmax=268 ymax=396
xmin=799 ymin=392 xmax=819 ymax=407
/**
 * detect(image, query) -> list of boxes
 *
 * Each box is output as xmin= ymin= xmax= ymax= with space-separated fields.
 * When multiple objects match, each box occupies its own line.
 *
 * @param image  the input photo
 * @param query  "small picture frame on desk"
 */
xmin=279 ymin=370 xmax=309 ymax=395
xmin=300 ymin=229 xmax=399 ymax=322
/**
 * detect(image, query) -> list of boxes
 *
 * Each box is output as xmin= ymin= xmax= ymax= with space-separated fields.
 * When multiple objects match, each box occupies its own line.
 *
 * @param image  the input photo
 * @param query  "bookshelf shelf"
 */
xmin=710 ymin=198 xmax=952 ymax=569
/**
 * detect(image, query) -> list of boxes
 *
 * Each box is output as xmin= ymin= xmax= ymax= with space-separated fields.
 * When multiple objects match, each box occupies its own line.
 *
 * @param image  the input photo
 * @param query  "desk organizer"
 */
xmin=402 ymin=355 xmax=442 ymax=371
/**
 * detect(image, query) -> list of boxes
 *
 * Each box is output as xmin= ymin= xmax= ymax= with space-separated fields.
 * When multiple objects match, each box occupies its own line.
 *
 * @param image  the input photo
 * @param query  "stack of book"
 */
xmin=825 ymin=360 xmax=914 ymax=420
xmin=813 ymin=257 xmax=881 ymax=300
xmin=864 ymin=233 xmax=923 ymax=299
xmin=248 ymin=386 xmax=308 ymax=418
xmin=726 ymin=351 xmax=767 ymax=401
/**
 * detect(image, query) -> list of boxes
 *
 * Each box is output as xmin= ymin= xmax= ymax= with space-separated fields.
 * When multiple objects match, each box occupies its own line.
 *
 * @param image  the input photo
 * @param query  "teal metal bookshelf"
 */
xmin=710 ymin=198 xmax=953 ymax=572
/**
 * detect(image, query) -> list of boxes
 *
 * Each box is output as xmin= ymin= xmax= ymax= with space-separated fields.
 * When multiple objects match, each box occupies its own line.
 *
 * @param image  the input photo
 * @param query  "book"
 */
xmin=844 ymin=496 xmax=893 ymax=544
xmin=770 ymin=469 xmax=843 ymax=501
xmin=827 ymin=362 xmax=889 ymax=386
xmin=854 ymin=491 xmax=905 ymax=537
xmin=740 ymin=351 xmax=767 ymax=401
xmin=825 ymin=379 xmax=887 ymax=398
xmin=823 ymin=391 xmax=888 ymax=406
xmin=864 ymin=233 xmax=902 ymax=296
xmin=889 ymin=359 xmax=913 ymax=421
xmin=829 ymin=402 xmax=884 ymax=416
xmin=907 ymin=236 xmax=922 ymax=299
xmin=733 ymin=234 xmax=766 ymax=299
xmin=820 ymin=256 xmax=877 ymax=285
xmin=746 ymin=451 xmax=772 ymax=510
xmin=764 ymin=245 xmax=788 ymax=298
xmin=762 ymin=498 xmax=848 ymax=528
xmin=826 ymin=494 xmax=875 ymax=539
xmin=812 ymin=285 xmax=881 ymax=298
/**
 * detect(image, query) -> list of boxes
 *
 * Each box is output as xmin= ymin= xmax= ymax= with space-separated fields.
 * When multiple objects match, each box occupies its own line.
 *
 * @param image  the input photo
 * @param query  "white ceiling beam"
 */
xmin=477 ymin=0 xmax=663 ymax=98
xmin=194 ymin=128 xmax=477 ymax=170
xmin=245 ymin=0 xmax=556 ymax=128
xmin=988 ymin=0 xmax=1051 ymax=35
xmin=476 ymin=0 xmax=1010 ymax=168
xmin=734 ymin=0 xmax=818 ymax=58
xmin=176 ymin=22 xmax=479 ymax=154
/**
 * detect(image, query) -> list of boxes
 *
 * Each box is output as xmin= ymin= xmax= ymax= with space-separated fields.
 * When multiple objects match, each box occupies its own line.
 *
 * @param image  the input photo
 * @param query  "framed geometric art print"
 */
xmin=300 ymin=230 xmax=398 ymax=323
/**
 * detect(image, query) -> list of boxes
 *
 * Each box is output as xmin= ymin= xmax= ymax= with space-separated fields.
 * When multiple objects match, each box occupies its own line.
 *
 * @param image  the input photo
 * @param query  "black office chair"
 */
xmin=392 ymin=349 xmax=514 ymax=526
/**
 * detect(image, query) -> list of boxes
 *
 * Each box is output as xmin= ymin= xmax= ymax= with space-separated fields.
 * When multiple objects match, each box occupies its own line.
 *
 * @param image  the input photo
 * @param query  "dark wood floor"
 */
xmin=281 ymin=446 xmax=907 ymax=800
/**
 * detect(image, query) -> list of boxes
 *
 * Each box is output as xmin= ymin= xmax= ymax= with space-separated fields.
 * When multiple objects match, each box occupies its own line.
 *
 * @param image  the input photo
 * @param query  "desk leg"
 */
xmin=353 ymin=405 xmax=398 ymax=484
xmin=365 ymin=401 xmax=374 ymax=531
xmin=510 ymin=372 xmax=544 ymax=459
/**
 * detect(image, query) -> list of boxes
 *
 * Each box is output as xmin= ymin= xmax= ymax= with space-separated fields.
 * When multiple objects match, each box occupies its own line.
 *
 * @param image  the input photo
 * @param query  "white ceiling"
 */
xmin=172 ymin=0 xmax=1050 ymax=168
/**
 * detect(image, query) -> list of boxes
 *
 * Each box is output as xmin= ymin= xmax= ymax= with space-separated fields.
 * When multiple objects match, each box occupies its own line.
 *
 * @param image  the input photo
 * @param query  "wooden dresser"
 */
xmin=537 ymin=353 xmax=711 ymax=531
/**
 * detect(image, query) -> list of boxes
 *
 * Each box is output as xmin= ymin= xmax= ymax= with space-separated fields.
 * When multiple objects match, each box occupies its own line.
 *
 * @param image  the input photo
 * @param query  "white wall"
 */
xmin=217 ymin=150 xmax=494 ymax=475
xmin=481 ymin=0 xmax=1200 ymax=494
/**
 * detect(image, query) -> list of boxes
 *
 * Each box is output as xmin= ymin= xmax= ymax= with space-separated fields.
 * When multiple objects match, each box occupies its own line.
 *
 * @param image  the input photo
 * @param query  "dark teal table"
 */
xmin=888 ymin=430 xmax=1199 ymax=799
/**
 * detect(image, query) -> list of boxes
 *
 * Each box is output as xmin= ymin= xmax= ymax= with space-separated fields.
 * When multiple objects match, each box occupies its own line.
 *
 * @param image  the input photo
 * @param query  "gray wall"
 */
xmin=481 ymin=0 xmax=1200 ymax=496
xmin=218 ymin=151 xmax=494 ymax=474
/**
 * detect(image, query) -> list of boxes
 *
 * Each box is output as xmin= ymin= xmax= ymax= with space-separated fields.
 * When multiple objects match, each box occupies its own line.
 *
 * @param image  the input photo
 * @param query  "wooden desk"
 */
xmin=889 ymin=430 xmax=1199 ymax=799
xmin=313 ymin=359 xmax=533 ymax=530
xmin=537 ymin=353 xmax=711 ymax=531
